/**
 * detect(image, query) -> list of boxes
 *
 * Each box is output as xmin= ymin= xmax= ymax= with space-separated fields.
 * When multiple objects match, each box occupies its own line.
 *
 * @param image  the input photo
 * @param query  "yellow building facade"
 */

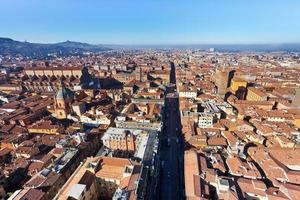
xmin=246 ymin=87 xmax=267 ymax=101
xmin=230 ymin=78 xmax=247 ymax=92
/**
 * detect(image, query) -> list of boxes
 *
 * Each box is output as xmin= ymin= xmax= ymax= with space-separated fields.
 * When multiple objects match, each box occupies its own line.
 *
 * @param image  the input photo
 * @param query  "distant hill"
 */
xmin=1 ymin=37 xmax=300 ymax=56
xmin=0 ymin=37 xmax=111 ymax=57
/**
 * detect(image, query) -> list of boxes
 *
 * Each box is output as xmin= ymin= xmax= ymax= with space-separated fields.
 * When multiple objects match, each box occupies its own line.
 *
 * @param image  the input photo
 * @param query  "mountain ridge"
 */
xmin=0 ymin=37 xmax=111 ymax=57
xmin=1 ymin=37 xmax=300 ymax=56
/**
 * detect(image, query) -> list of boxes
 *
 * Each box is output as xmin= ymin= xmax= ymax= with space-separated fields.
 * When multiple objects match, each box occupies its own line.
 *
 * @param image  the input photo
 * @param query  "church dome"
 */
xmin=56 ymin=87 xmax=74 ymax=101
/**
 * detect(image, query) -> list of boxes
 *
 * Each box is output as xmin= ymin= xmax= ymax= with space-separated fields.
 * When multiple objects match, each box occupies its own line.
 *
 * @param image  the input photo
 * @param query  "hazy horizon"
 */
xmin=2 ymin=37 xmax=300 ymax=47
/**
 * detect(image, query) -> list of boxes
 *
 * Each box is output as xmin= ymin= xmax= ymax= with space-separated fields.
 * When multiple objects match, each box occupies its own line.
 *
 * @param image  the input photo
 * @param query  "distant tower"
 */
xmin=214 ymin=66 xmax=229 ymax=97
xmin=292 ymin=87 xmax=300 ymax=108
xmin=54 ymin=83 xmax=75 ymax=119
xmin=139 ymin=66 xmax=142 ymax=82
xmin=213 ymin=65 xmax=235 ymax=98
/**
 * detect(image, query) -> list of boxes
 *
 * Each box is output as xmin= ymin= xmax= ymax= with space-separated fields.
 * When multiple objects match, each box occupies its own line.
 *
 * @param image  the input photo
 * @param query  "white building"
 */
xmin=178 ymin=90 xmax=197 ymax=99
xmin=80 ymin=114 xmax=112 ymax=126
xmin=198 ymin=113 xmax=213 ymax=128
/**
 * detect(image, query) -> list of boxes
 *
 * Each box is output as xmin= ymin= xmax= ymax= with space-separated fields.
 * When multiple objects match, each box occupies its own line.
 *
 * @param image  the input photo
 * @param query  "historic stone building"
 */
xmin=54 ymin=85 xmax=75 ymax=119
xmin=22 ymin=66 xmax=98 ymax=93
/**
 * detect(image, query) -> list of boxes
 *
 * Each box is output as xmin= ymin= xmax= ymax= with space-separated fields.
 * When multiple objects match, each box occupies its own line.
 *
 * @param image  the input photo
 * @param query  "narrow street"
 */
xmin=158 ymin=62 xmax=184 ymax=200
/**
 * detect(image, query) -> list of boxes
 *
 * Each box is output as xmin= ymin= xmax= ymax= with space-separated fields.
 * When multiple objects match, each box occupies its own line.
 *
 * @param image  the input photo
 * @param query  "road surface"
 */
xmin=158 ymin=62 xmax=184 ymax=200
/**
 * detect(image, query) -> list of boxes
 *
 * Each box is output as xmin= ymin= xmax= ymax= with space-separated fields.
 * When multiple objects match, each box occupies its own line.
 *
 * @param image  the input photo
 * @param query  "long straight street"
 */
xmin=158 ymin=62 xmax=184 ymax=200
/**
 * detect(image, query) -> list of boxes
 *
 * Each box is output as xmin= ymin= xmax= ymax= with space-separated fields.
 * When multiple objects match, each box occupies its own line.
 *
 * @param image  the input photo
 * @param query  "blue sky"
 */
xmin=0 ymin=0 xmax=300 ymax=44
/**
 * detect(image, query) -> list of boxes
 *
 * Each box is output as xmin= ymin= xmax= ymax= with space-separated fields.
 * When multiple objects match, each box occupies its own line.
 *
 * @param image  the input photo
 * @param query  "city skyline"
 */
xmin=1 ymin=1 xmax=300 ymax=200
xmin=1 ymin=0 xmax=300 ymax=45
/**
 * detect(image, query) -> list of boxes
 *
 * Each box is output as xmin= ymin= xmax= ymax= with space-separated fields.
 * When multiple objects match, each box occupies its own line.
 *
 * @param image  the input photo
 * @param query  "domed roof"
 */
xmin=56 ymin=87 xmax=74 ymax=100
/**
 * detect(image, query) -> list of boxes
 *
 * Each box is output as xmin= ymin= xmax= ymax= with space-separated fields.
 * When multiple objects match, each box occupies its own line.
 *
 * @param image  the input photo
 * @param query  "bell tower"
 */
xmin=54 ymin=82 xmax=74 ymax=119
